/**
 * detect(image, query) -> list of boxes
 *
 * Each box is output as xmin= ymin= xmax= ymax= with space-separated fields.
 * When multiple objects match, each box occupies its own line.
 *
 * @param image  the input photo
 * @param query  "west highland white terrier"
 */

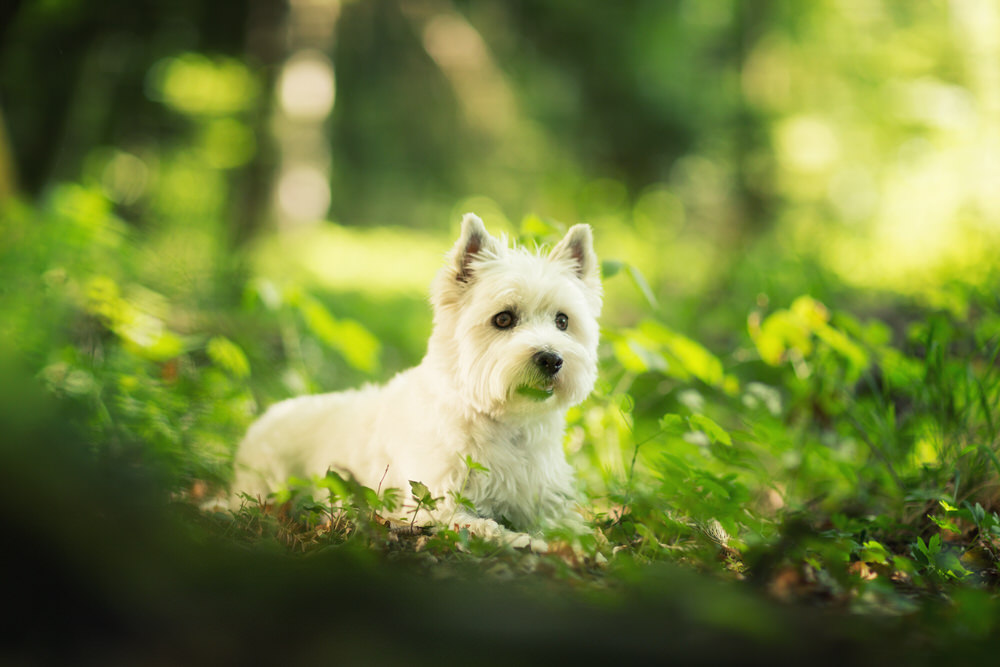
xmin=229 ymin=213 xmax=602 ymax=547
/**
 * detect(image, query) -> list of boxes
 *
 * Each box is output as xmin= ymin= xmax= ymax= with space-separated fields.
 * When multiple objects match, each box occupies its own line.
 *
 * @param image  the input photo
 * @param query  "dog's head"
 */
xmin=429 ymin=213 xmax=602 ymax=418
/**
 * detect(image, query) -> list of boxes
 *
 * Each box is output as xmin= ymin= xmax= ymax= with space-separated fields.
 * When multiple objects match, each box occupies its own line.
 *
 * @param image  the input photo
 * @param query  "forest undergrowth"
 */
xmin=4 ymin=187 xmax=1000 ymax=660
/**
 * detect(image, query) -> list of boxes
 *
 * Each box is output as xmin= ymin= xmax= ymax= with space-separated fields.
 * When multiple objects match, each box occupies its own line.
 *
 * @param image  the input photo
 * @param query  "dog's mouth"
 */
xmin=515 ymin=379 xmax=556 ymax=401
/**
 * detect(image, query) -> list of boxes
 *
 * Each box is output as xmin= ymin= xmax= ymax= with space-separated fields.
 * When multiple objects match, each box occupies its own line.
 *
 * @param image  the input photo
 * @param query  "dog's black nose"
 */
xmin=533 ymin=351 xmax=563 ymax=376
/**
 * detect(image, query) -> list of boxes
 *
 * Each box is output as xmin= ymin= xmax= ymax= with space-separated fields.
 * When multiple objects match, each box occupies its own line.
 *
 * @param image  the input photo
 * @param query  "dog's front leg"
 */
xmin=445 ymin=511 xmax=548 ymax=553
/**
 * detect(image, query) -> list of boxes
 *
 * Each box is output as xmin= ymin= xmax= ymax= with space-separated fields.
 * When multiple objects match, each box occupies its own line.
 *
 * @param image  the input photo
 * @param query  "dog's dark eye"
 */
xmin=555 ymin=313 xmax=569 ymax=331
xmin=492 ymin=311 xmax=516 ymax=329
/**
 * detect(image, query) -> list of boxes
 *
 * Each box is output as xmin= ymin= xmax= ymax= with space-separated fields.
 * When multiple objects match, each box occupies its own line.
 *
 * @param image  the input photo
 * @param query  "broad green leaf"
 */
xmin=659 ymin=414 xmax=687 ymax=437
xmin=753 ymin=310 xmax=812 ymax=365
xmin=968 ymin=502 xmax=987 ymax=525
xmin=937 ymin=551 xmax=972 ymax=579
xmin=331 ymin=318 xmax=381 ymax=374
xmin=601 ymin=259 xmax=624 ymax=278
xmin=640 ymin=320 xmax=726 ymax=388
xmin=206 ymin=336 xmax=250 ymax=378
xmin=125 ymin=330 xmax=185 ymax=361
xmin=814 ymin=324 xmax=869 ymax=375
xmin=84 ymin=276 xmax=188 ymax=361
xmin=409 ymin=480 xmax=437 ymax=511
xmin=380 ymin=487 xmax=401 ymax=513
xmin=611 ymin=336 xmax=667 ymax=374
xmin=246 ymin=278 xmax=283 ymax=311
xmin=696 ymin=475 xmax=732 ymax=500
xmin=859 ymin=540 xmax=890 ymax=565
xmin=298 ymin=296 xmax=380 ymax=373
xmin=319 ymin=469 xmax=349 ymax=499
xmin=689 ymin=414 xmax=732 ymax=446
xmin=790 ymin=295 xmax=829 ymax=327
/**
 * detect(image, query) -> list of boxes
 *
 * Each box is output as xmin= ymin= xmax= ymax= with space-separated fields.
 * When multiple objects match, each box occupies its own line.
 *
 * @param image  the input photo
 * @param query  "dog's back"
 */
xmin=229 ymin=386 xmax=382 ymax=508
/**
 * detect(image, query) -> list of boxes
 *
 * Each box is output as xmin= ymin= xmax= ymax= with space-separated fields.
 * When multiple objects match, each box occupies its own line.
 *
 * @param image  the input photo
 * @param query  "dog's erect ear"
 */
xmin=550 ymin=224 xmax=599 ymax=286
xmin=450 ymin=213 xmax=501 ymax=283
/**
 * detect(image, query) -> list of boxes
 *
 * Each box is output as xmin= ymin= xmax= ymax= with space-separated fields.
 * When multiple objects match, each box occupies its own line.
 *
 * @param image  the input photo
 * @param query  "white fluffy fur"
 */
xmin=229 ymin=214 xmax=602 ymax=545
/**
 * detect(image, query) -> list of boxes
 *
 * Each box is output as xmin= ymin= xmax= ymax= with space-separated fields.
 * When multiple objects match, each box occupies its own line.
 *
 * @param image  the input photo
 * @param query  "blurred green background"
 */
xmin=3 ymin=0 xmax=997 ymax=482
xmin=3 ymin=0 xmax=1000 ymax=661
xmin=6 ymin=0 xmax=998 ymax=300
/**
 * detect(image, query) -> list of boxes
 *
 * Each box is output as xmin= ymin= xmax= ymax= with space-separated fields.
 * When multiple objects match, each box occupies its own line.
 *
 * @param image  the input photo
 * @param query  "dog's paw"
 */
xmin=502 ymin=531 xmax=549 ymax=553
xmin=450 ymin=515 xmax=548 ymax=552
xmin=527 ymin=535 xmax=549 ymax=553
xmin=451 ymin=515 xmax=503 ymax=538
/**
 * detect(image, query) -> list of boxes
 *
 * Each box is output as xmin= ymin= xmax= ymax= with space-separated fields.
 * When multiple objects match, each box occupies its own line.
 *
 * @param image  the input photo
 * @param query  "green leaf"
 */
xmin=409 ymin=480 xmax=438 ymax=511
xmin=609 ymin=334 xmax=670 ymax=374
xmin=633 ymin=522 xmax=660 ymax=551
xmin=790 ymin=295 xmax=829 ymax=328
xmin=859 ymin=540 xmax=890 ymax=565
xmin=814 ymin=323 xmax=869 ymax=375
xmin=449 ymin=491 xmax=476 ymax=512
xmin=753 ymin=310 xmax=812 ymax=365
xmin=967 ymin=502 xmax=987 ymax=526
xmin=464 ymin=455 xmax=490 ymax=473
xmin=298 ymin=296 xmax=380 ymax=373
xmin=601 ymin=259 xmax=625 ymax=278
xmin=318 ymin=469 xmax=349 ymax=500
xmin=206 ymin=335 xmax=250 ymax=378
xmin=124 ymin=330 xmax=185 ymax=362
xmin=409 ymin=480 xmax=430 ymax=501
xmin=689 ymin=414 xmax=732 ymax=446
xmin=912 ymin=537 xmax=930 ymax=564
xmin=380 ymin=487 xmax=400 ymax=513
xmin=331 ymin=318 xmax=382 ymax=374
xmin=639 ymin=320 xmax=732 ymax=391
xmin=659 ymin=414 xmax=687 ymax=437
xmin=928 ymin=514 xmax=961 ymax=534
xmin=696 ymin=474 xmax=732 ymax=500
xmin=936 ymin=551 xmax=972 ymax=579
xmin=246 ymin=278 xmax=283 ymax=311
xmin=519 ymin=214 xmax=561 ymax=239
xmin=516 ymin=385 xmax=554 ymax=401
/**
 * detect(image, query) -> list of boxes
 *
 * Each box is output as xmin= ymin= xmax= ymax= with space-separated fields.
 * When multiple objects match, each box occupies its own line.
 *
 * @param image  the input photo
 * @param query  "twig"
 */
xmin=376 ymin=464 xmax=390 ymax=496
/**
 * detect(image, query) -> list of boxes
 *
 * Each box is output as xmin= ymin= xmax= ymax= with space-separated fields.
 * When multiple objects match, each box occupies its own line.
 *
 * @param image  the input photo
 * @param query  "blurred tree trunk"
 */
xmin=235 ymin=0 xmax=288 ymax=243
xmin=0 ymin=0 xmax=22 ymax=200
xmin=0 ymin=105 xmax=18 ymax=200
xmin=0 ymin=1 xmax=20 ymax=201
xmin=733 ymin=0 xmax=773 ymax=244
xmin=266 ymin=0 xmax=340 ymax=233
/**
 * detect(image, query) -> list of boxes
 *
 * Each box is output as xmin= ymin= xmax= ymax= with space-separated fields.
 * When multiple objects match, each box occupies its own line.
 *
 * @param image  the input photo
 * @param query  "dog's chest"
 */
xmin=461 ymin=421 xmax=568 ymax=527
xmin=467 ymin=423 xmax=543 ymax=473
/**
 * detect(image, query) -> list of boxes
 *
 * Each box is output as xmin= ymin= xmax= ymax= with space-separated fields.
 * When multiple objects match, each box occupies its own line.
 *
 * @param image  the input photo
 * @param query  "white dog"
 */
xmin=229 ymin=214 xmax=602 ymax=546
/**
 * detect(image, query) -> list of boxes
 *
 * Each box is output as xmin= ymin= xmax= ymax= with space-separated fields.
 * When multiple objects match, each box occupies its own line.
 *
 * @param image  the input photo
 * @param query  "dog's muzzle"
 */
xmin=532 ymin=350 xmax=563 ymax=377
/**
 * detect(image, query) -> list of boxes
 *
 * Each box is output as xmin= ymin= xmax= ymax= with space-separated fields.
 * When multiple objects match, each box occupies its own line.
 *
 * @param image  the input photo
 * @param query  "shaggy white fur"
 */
xmin=229 ymin=214 xmax=602 ymax=548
